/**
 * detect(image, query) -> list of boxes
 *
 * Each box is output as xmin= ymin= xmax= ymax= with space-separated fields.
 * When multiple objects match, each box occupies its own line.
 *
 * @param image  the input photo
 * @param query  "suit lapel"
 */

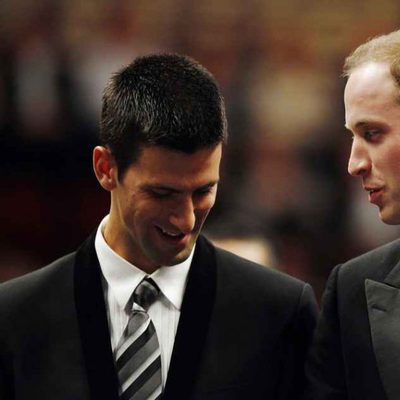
xmin=163 ymin=235 xmax=217 ymax=400
xmin=74 ymin=234 xmax=120 ymax=400
xmin=366 ymin=261 xmax=400 ymax=400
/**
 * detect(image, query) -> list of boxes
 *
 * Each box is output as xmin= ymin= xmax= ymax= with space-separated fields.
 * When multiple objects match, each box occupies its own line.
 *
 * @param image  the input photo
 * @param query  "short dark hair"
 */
xmin=100 ymin=53 xmax=227 ymax=179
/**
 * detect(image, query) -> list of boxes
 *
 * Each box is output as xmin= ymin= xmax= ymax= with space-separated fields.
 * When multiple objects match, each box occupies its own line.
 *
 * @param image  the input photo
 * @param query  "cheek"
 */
xmin=381 ymin=149 xmax=400 ymax=175
xmin=199 ymin=193 xmax=216 ymax=209
xmin=195 ymin=196 xmax=216 ymax=220
xmin=121 ymin=199 xmax=155 ymax=228
xmin=138 ymin=202 xmax=169 ymax=226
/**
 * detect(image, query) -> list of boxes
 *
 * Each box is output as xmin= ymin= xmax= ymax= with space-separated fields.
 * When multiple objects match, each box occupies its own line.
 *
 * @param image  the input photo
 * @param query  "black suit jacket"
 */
xmin=0 ymin=234 xmax=317 ymax=399
xmin=305 ymin=238 xmax=400 ymax=400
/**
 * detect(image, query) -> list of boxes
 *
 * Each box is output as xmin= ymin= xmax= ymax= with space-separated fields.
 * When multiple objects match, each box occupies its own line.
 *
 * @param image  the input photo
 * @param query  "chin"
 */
xmin=379 ymin=209 xmax=400 ymax=225
xmin=165 ymin=251 xmax=192 ymax=267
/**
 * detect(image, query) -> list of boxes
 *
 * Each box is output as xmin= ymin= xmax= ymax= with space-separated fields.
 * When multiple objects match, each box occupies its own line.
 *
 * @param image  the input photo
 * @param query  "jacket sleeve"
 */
xmin=0 ymin=353 xmax=13 ymax=400
xmin=304 ymin=265 xmax=347 ymax=400
xmin=277 ymin=282 xmax=319 ymax=400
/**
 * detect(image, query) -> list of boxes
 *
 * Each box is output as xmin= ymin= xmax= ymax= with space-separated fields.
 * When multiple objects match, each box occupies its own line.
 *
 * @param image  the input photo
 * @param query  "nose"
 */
xmin=169 ymin=197 xmax=196 ymax=233
xmin=347 ymin=138 xmax=370 ymax=177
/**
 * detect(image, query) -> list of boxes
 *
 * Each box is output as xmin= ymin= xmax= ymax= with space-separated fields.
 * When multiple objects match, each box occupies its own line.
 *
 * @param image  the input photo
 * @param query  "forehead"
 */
xmin=129 ymin=145 xmax=222 ymax=185
xmin=344 ymin=62 xmax=397 ymax=103
xmin=344 ymin=62 xmax=400 ymax=128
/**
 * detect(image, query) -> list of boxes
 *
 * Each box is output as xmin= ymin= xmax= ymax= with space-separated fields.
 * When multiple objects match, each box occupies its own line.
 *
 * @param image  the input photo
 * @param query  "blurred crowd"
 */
xmin=1 ymin=0 xmax=400 ymax=300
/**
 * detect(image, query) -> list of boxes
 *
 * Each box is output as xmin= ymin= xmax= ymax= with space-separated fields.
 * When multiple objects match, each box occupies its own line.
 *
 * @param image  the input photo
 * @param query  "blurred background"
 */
xmin=1 ymin=0 xmax=400 ymax=301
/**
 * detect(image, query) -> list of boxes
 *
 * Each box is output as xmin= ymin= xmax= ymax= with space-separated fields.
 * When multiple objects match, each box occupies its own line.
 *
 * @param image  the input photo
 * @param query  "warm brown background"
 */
xmin=1 ymin=0 xmax=400 ymax=302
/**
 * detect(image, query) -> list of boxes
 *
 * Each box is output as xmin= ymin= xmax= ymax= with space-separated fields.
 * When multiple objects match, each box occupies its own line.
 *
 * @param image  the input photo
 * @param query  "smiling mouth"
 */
xmin=157 ymin=226 xmax=185 ymax=239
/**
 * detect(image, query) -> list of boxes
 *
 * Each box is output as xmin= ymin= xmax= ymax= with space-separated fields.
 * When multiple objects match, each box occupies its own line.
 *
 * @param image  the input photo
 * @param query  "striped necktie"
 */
xmin=115 ymin=277 xmax=162 ymax=400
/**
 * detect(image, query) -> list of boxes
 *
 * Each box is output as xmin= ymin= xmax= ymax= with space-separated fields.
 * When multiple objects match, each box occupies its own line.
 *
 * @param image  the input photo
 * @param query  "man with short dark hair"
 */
xmin=0 ymin=54 xmax=317 ymax=399
xmin=305 ymin=30 xmax=400 ymax=400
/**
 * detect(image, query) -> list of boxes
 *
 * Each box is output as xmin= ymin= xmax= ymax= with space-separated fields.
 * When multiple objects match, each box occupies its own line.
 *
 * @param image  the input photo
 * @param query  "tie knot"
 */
xmin=133 ymin=278 xmax=160 ymax=311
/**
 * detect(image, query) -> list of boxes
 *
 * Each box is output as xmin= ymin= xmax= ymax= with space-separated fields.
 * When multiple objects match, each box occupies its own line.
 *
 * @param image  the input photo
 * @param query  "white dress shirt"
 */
xmin=94 ymin=216 xmax=193 ymax=387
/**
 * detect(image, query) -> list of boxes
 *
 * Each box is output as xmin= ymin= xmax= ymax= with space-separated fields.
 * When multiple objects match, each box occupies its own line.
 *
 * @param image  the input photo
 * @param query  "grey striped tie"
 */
xmin=115 ymin=278 xmax=162 ymax=400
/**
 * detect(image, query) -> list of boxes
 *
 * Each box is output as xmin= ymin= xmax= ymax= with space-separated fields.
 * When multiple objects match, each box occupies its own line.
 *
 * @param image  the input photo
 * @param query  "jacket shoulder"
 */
xmin=210 ymin=240 xmax=317 ymax=342
xmin=214 ymin=243 xmax=307 ymax=289
xmin=0 ymin=252 xmax=76 ymax=309
xmin=338 ymin=238 xmax=400 ymax=282
xmin=212 ymin=243 xmax=314 ymax=315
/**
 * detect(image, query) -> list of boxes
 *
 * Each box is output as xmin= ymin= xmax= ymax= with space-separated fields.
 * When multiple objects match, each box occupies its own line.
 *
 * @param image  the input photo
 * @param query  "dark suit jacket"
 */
xmin=0 ymin=234 xmax=317 ymax=400
xmin=305 ymin=238 xmax=400 ymax=400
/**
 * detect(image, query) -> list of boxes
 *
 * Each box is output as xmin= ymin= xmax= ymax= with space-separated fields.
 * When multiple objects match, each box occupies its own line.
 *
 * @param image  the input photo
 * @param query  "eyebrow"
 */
xmin=199 ymin=181 xmax=219 ymax=188
xmin=345 ymin=120 xmax=387 ymax=131
xmin=146 ymin=180 xmax=219 ymax=192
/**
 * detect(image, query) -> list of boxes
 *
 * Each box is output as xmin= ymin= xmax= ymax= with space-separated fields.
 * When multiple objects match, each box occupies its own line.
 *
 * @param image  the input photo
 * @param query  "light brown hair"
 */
xmin=343 ymin=30 xmax=400 ymax=91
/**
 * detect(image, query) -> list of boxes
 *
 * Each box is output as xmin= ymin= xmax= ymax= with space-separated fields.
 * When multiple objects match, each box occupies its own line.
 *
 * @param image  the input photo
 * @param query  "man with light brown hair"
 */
xmin=305 ymin=30 xmax=400 ymax=400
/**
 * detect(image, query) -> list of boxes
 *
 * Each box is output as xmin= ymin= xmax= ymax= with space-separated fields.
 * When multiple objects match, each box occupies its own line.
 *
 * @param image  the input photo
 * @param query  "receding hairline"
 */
xmin=343 ymin=31 xmax=400 ymax=105
xmin=343 ymin=30 xmax=400 ymax=77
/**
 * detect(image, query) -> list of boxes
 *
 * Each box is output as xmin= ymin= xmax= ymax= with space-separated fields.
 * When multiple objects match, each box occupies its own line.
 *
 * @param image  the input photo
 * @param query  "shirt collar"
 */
xmin=95 ymin=215 xmax=193 ymax=311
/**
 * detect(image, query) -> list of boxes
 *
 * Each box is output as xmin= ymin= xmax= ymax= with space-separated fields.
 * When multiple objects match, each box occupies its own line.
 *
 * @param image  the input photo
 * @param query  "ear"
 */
xmin=93 ymin=146 xmax=118 ymax=191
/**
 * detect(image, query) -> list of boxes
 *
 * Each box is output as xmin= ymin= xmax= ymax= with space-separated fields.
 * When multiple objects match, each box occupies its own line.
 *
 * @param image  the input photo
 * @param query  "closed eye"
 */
xmin=194 ymin=184 xmax=217 ymax=196
xmin=149 ymin=188 xmax=175 ymax=198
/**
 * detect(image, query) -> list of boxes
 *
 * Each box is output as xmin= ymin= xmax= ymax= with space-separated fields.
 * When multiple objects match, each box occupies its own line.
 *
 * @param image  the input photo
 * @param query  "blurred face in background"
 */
xmin=345 ymin=61 xmax=400 ymax=224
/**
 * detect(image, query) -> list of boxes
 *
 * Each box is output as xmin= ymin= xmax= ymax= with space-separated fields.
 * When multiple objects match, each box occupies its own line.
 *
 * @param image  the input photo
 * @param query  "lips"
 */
xmin=365 ymin=187 xmax=383 ymax=205
xmin=155 ymin=225 xmax=190 ymax=246
xmin=159 ymin=227 xmax=184 ymax=238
